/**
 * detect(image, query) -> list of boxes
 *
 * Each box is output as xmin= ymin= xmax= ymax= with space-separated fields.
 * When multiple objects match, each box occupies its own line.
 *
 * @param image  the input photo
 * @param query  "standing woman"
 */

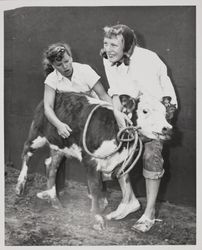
xmin=100 ymin=24 xmax=178 ymax=232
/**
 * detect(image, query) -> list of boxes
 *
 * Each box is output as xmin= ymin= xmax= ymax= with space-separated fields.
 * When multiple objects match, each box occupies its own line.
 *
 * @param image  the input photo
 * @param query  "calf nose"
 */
xmin=162 ymin=126 xmax=172 ymax=135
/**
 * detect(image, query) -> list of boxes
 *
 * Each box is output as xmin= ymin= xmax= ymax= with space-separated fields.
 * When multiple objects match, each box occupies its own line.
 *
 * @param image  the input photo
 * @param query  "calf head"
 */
xmin=136 ymin=95 xmax=173 ymax=140
xmin=120 ymin=94 xmax=173 ymax=141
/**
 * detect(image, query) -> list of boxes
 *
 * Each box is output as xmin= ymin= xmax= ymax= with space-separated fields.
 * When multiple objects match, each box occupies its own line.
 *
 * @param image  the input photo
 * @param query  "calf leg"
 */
xmin=106 ymin=174 xmax=140 ymax=220
xmin=87 ymin=176 xmax=108 ymax=212
xmin=45 ymin=157 xmax=52 ymax=178
xmin=98 ymin=180 xmax=109 ymax=211
xmin=16 ymin=121 xmax=47 ymax=195
xmin=16 ymin=148 xmax=32 ymax=195
xmin=37 ymin=148 xmax=64 ymax=209
xmin=56 ymin=156 xmax=66 ymax=196
xmin=86 ymin=164 xmax=106 ymax=230
xmin=45 ymin=155 xmax=66 ymax=198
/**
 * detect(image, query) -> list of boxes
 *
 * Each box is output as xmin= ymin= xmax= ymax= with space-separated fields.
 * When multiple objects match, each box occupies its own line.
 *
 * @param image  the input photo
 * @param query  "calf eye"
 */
xmin=143 ymin=109 xmax=148 ymax=114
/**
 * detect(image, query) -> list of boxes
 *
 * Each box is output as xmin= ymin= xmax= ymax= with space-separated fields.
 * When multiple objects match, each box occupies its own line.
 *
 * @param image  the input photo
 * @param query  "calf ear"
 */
xmin=119 ymin=94 xmax=131 ymax=103
xmin=165 ymin=104 xmax=177 ymax=121
xmin=162 ymin=96 xmax=172 ymax=106
xmin=119 ymin=95 xmax=137 ymax=113
xmin=128 ymin=97 xmax=137 ymax=110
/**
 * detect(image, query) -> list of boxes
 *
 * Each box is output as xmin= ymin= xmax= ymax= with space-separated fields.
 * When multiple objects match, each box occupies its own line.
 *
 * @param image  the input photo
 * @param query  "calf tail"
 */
xmin=33 ymin=101 xmax=48 ymax=133
xmin=21 ymin=121 xmax=38 ymax=159
xmin=21 ymin=100 xmax=47 ymax=159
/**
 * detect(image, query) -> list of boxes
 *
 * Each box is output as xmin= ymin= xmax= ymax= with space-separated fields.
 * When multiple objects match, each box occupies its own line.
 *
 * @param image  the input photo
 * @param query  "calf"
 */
xmin=16 ymin=92 xmax=172 ymax=230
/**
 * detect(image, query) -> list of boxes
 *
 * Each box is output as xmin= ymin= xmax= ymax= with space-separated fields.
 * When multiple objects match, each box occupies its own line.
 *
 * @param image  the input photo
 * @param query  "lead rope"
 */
xmin=83 ymin=104 xmax=123 ymax=159
xmin=82 ymin=104 xmax=143 ymax=177
xmin=116 ymin=136 xmax=143 ymax=178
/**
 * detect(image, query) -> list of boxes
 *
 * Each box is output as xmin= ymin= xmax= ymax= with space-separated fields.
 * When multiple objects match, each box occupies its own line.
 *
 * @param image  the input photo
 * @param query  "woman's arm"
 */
xmin=92 ymin=80 xmax=112 ymax=104
xmin=112 ymin=95 xmax=133 ymax=129
xmin=112 ymin=95 xmax=123 ymax=112
xmin=92 ymin=81 xmax=128 ymax=128
xmin=44 ymin=84 xmax=72 ymax=138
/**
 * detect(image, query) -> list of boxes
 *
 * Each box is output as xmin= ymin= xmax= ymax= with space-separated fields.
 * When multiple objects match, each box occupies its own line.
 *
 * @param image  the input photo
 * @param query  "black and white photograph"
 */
xmin=2 ymin=0 xmax=200 ymax=248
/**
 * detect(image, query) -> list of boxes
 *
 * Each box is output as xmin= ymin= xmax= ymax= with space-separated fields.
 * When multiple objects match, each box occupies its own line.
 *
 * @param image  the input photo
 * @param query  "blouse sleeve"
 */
xmin=103 ymin=59 xmax=119 ymax=97
xmin=158 ymin=58 xmax=178 ymax=107
xmin=83 ymin=64 xmax=101 ymax=89
xmin=44 ymin=72 xmax=57 ymax=90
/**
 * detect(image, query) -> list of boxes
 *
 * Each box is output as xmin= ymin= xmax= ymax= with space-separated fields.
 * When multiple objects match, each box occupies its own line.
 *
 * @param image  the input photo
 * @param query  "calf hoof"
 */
xmin=99 ymin=197 xmax=108 ymax=212
xmin=37 ymin=190 xmax=51 ymax=200
xmin=93 ymin=214 xmax=106 ymax=231
xmin=15 ymin=182 xmax=25 ymax=196
xmin=90 ymin=197 xmax=108 ymax=213
xmin=51 ymin=198 xmax=63 ymax=209
xmin=37 ymin=190 xmax=62 ymax=209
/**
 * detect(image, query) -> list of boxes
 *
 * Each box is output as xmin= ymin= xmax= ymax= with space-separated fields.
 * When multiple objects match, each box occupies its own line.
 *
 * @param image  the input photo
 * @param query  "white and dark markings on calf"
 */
xmin=49 ymin=143 xmax=82 ymax=162
xmin=93 ymin=139 xmax=135 ymax=174
xmin=16 ymin=91 xmax=173 ymax=229
xmin=16 ymin=92 xmax=120 ymax=195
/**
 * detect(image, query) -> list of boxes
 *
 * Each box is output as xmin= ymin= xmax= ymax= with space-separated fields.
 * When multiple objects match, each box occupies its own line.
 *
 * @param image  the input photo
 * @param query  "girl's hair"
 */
xmin=100 ymin=24 xmax=137 ymax=65
xmin=42 ymin=42 xmax=72 ymax=76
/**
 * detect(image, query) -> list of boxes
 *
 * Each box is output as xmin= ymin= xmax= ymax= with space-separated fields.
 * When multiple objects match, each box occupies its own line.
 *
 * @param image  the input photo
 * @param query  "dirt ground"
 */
xmin=5 ymin=166 xmax=196 ymax=246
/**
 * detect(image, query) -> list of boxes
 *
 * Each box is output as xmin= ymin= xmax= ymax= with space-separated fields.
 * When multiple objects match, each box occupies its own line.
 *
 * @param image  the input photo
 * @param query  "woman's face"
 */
xmin=52 ymin=52 xmax=73 ymax=78
xmin=103 ymin=34 xmax=125 ymax=63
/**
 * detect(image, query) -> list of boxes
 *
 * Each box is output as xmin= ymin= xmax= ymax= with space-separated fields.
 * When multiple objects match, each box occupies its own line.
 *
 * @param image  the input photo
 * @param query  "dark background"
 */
xmin=4 ymin=6 xmax=196 ymax=206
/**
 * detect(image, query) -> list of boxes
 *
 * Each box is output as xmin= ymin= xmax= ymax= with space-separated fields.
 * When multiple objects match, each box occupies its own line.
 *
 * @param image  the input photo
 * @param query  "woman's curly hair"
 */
xmin=100 ymin=24 xmax=137 ymax=66
xmin=42 ymin=42 xmax=72 ymax=76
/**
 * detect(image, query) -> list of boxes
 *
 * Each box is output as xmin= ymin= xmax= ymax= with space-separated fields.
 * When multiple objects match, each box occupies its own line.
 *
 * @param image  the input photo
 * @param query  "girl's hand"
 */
xmin=113 ymin=109 xmax=133 ymax=129
xmin=112 ymin=95 xmax=123 ymax=112
xmin=57 ymin=122 xmax=72 ymax=138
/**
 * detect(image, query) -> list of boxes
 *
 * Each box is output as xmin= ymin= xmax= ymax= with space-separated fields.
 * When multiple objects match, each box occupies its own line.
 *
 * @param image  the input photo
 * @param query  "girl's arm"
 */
xmin=44 ymin=84 xmax=72 ymax=138
xmin=92 ymin=80 xmax=112 ymax=104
